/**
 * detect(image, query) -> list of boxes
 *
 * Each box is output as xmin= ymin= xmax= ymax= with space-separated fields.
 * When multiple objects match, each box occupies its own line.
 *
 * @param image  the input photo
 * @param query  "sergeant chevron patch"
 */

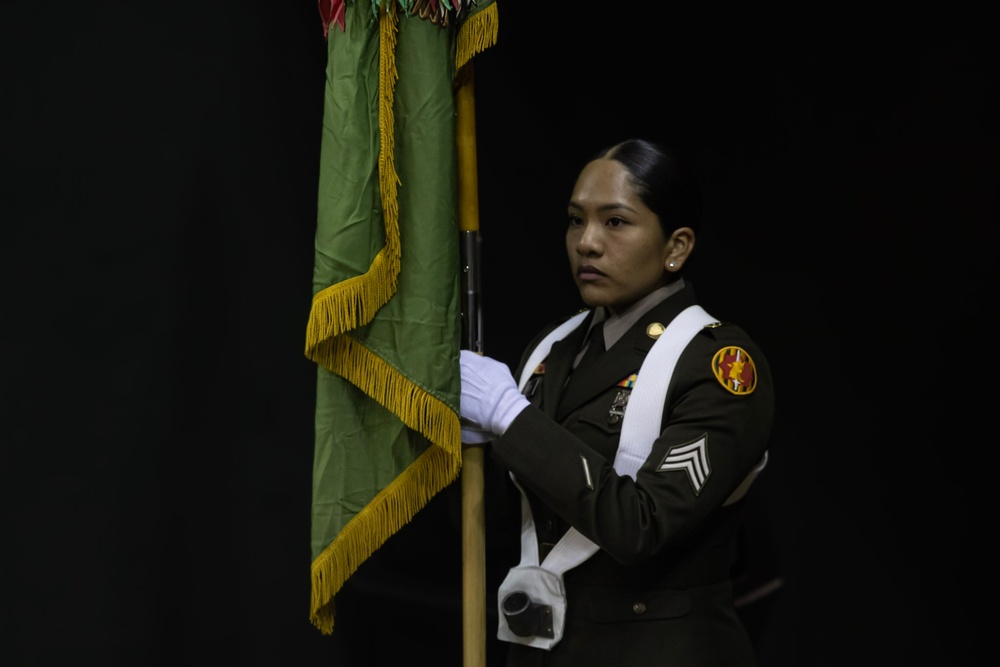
xmin=656 ymin=434 xmax=710 ymax=495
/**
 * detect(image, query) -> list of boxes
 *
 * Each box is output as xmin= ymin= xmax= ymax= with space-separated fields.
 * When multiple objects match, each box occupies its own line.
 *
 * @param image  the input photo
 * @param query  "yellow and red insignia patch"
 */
xmin=532 ymin=363 xmax=546 ymax=375
xmin=711 ymin=346 xmax=757 ymax=395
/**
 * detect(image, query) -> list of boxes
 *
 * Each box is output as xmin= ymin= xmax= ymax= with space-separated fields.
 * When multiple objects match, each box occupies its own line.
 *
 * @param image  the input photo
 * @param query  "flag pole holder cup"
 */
xmin=496 ymin=565 xmax=566 ymax=650
xmin=501 ymin=591 xmax=554 ymax=639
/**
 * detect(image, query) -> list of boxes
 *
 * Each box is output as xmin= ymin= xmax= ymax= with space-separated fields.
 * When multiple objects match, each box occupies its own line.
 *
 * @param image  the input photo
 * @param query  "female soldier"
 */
xmin=459 ymin=138 xmax=775 ymax=666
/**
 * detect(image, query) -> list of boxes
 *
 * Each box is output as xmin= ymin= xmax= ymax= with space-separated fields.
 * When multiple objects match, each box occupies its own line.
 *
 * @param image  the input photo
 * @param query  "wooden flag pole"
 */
xmin=456 ymin=61 xmax=487 ymax=667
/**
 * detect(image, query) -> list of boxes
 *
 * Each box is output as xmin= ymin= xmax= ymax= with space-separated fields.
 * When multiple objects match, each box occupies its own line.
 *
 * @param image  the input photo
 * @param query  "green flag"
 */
xmin=305 ymin=0 xmax=498 ymax=634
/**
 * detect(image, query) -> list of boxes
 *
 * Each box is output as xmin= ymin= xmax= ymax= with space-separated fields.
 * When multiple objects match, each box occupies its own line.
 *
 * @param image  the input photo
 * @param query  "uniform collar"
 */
xmin=589 ymin=279 xmax=687 ymax=351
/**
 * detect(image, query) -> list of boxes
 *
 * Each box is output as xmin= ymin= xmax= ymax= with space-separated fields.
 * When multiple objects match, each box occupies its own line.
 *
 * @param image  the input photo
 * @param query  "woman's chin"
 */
xmin=577 ymin=285 xmax=610 ymax=308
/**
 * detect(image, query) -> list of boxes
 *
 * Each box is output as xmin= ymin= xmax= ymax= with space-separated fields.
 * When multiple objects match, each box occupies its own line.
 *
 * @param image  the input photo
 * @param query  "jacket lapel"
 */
xmin=540 ymin=315 xmax=591 ymax=419
xmin=556 ymin=289 xmax=700 ymax=422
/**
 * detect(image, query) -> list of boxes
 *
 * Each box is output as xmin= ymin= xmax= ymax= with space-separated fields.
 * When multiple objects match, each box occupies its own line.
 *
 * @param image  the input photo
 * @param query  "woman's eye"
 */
xmin=567 ymin=215 xmax=583 ymax=227
xmin=606 ymin=217 xmax=626 ymax=228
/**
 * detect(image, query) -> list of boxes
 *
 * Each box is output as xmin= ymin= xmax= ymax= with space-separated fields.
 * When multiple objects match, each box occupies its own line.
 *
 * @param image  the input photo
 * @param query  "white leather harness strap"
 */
xmin=514 ymin=305 xmax=716 ymax=574
xmin=498 ymin=305 xmax=769 ymax=649
xmin=516 ymin=310 xmax=589 ymax=392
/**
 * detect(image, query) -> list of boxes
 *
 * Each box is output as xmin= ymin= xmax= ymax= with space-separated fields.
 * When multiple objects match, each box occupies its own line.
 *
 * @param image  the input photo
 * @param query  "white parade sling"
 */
xmin=498 ymin=305 xmax=724 ymax=649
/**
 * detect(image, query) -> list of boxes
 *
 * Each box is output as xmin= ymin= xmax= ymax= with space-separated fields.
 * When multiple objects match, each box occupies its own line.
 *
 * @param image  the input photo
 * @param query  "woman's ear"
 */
xmin=665 ymin=227 xmax=696 ymax=272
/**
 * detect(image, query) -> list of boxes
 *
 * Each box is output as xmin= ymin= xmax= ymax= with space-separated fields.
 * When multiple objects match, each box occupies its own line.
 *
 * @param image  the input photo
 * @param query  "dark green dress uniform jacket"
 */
xmin=490 ymin=285 xmax=775 ymax=667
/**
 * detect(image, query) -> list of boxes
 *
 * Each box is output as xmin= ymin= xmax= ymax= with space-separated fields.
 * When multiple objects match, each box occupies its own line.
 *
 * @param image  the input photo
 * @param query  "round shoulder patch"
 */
xmin=711 ymin=346 xmax=758 ymax=395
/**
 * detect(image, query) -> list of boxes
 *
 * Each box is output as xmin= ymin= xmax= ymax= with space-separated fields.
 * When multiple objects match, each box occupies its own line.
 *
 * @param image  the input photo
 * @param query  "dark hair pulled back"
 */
xmin=592 ymin=139 xmax=702 ymax=237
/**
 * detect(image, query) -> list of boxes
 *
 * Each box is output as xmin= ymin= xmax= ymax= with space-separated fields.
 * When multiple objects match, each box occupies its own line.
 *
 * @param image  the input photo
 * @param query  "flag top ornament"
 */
xmin=305 ymin=0 xmax=498 ymax=635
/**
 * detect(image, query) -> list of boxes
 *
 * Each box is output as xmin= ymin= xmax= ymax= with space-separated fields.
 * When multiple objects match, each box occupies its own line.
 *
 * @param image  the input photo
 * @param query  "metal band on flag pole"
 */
xmin=456 ymin=61 xmax=487 ymax=667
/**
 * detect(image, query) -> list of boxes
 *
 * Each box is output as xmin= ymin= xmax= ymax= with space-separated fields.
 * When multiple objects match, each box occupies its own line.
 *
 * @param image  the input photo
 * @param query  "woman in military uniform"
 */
xmin=459 ymin=138 xmax=775 ymax=666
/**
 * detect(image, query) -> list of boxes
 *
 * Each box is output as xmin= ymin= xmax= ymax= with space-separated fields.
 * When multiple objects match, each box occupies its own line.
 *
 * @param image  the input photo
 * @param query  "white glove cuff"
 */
xmin=492 ymin=391 xmax=530 ymax=435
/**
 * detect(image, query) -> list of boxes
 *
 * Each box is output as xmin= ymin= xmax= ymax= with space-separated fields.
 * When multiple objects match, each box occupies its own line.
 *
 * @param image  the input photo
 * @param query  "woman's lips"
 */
xmin=577 ymin=265 xmax=606 ymax=281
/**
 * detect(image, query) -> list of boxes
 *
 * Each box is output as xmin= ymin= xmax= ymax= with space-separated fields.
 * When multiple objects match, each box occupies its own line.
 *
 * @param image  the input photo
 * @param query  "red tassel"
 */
xmin=318 ymin=0 xmax=347 ymax=37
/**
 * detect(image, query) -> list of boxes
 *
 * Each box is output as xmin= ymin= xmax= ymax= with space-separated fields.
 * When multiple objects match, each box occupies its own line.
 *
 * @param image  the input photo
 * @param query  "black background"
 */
xmin=3 ymin=2 xmax=996 ymax=665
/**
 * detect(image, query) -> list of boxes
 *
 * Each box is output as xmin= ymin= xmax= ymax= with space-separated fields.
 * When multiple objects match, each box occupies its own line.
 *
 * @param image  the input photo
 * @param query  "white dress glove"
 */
xmin=460 ymin=423 xmax=494 ymax=445
xmin=459 ymin=349 xmax=530 ymax=437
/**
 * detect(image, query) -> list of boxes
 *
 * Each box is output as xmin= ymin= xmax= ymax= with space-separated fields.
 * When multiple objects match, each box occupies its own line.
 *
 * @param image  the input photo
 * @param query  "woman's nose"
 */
xmin=576 ymin=221 xmax=602 ymax=254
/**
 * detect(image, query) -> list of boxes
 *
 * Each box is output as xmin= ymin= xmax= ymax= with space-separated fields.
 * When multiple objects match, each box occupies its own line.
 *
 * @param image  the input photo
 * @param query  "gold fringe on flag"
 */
xmin=327 ymin=335 xmax=462 ymax=449
xmin=310 ymin=442 xmax=461 ymax=633
xmin=309 ymin=339 xmax=462 ymax=634
xmin=455 ymin=1 xmax=498 ymax=72
xmin=304 ymin=2 xmax=401 ymax=363
xmin=306 ymin=1 xmax=465 ymax=634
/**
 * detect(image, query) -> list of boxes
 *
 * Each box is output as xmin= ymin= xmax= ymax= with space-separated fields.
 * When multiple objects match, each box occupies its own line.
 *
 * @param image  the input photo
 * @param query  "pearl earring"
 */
xmin=668 ymin=262 xmax=675 ymax=269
